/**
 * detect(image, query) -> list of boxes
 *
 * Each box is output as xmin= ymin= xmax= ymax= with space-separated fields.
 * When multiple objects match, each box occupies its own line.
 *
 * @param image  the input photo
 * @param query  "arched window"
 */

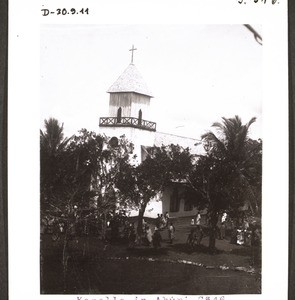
xmin=117 ymin=107 xmax=122 ymax=123
xmin=138 ymin=109 xmax=142 ymax=125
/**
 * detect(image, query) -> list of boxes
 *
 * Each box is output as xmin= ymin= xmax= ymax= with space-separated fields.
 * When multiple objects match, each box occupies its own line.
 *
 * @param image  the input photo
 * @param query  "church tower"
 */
xmin=99 ymin=46 xmax=156 ymax=162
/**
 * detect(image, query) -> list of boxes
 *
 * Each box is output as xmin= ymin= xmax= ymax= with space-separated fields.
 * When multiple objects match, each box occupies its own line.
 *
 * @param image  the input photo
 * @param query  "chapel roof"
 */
xmin=154 ymin=132 xmax=204 ymax=156
xmin=107 ymin=63 xmax=153 ymax=97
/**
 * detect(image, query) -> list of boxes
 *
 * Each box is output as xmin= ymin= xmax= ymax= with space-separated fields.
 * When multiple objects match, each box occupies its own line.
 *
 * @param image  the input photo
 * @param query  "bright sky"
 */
xmin=40 ymin=24 xmax=262 ymax=140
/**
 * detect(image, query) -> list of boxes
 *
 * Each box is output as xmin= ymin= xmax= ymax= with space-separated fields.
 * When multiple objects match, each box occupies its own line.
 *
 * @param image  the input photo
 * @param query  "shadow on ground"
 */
xmin=230 ymin=246 xmax=260 ymax=256
xmin=170 ymin=243 xmax=224 ymax=255
xmin=127 ymin=247 xmax=168 ymax=256
xmin=41 ymin=234 xmax=261 ymax=294
xmin=42 ymin=252 xmax=261 ymax=294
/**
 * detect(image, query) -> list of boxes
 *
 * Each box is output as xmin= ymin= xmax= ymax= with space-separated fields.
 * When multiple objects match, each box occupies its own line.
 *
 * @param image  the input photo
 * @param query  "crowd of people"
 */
xmin=187 ymin=211 xmax=261 ymax=248
xmin=216 ymin=212 xmax=261 ymax=247
xmin=106 ymin=212 xmax=177 ymax=249
xmin=155 ymin=212 xmax=170 ymax=229
xmin=229 ymin=219 xmax=261 ymax=247
xmin=105 ymin=210 xmax=261 ymax=250
xmin=137 ymin=216 xmax=176 ymax=248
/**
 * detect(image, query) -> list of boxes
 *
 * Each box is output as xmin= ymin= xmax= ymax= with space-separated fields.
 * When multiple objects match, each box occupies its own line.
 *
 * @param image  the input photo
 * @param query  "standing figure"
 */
xmin=165 ymin=212 xmax=170 ymax=227
xmin=230 ymin=220 xmax=237 ymax=244
xmin=195 ymin=212 xmax=201 ymax=226
xmin=195 ymin=225 xmax=203 ymax=245
xmin=236 ymin=227 xmax=244 ymax=245
xmin=216 ymin=215 xmax=221 ymax=239
xmin=156 ymin=214 xmax=161 ymax=228
xmin=146 ymin=226 xmax=153 ymax=247
xmin=152 ymin=228 xmax=162 ymax=249
xmin=161 ymin=214 xmax=167 ymax=228
xmin=128 ymin=223 xmax=136 ymax=248
xmin=252 ymin=226 xmax=261 ymax=246
xmin=168 ymin=222 xmax=176 ymax=244
xmin=220 ymin=213 xmax=227 ymax=240
xmin=243 ymin=218 xmax=250 ymax=245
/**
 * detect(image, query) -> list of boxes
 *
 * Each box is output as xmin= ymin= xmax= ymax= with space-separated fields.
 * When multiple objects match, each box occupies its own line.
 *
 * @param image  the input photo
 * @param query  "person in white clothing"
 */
xmin=196 ymin=213 xmax=201 ymax=226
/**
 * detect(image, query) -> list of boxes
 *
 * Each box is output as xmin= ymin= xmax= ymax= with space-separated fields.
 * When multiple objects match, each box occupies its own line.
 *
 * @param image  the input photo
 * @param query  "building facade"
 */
xmin=99 ymin=61 xmax=203 ymax=218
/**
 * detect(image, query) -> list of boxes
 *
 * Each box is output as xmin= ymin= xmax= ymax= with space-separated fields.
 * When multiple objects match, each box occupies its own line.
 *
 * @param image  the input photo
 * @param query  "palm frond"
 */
xmin=41 ymin=118 xmax=70 ymax=155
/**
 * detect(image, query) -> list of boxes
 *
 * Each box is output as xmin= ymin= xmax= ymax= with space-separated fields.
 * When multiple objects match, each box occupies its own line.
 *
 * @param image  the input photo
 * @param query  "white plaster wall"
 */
xmin=108 ymin=92 xmax=152 ymax=120
xmin=109 ymin=93 xmax=131 ymax=117
xmin=98 ymin=126 xmax=155 ymax=164
xmin=128 ymin=200 xmax=163 ymax=219
xmin=130 ymin=93 xmax=151 ymax=120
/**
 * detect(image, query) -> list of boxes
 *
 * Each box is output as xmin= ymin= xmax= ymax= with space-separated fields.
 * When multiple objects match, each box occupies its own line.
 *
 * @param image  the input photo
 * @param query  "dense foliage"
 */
xmin=41 ymin=115 xmax=262 ymax=252
xmin=185 ymin=116 xmax=262 ymax=250
xmin=41 ymin=121 xmax=135 ymax=238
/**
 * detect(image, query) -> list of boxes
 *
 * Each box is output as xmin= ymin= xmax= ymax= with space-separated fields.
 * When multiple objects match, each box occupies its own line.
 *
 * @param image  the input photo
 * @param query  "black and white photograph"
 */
xmin=40 ymin=24 xmax=263 ymax=295
xmin=4 ymin=0 xmax=290 ymax=298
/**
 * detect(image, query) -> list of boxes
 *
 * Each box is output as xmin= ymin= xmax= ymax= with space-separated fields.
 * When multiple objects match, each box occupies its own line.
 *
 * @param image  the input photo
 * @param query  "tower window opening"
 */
xmin=117 ymin=107 xmax=122 ymax=123
xmin=138 ymin=109 xmax=142 ymax=125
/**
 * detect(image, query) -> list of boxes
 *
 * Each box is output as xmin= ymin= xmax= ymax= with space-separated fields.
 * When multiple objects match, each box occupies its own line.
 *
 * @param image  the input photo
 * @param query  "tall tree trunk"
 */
xmin=137 ymin=201 xmax=147 ymax=240
xmin=101 ymin=212 xmax=106 ymax=240
xmin=62 ymin=229 xmax=69 ymax=292
xmin=206 ymin=185 xmax=218 ymax=252
xmin=208 ymin=210 xmax=218 ymax=252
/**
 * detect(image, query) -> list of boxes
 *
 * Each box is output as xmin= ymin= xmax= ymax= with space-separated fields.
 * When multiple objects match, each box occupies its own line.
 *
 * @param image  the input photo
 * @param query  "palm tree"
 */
xmin=40 ymin=118 xmax=72 ymax=213
xmin=40 ymin=118 xmax=71 ymax=156
xmin=201 ymin=115 xmax=260 ymax=213
xmin=202 ymin=115 xmax=256 ymax=163
xmin=197 ymin=116 xmax=261 ymax=251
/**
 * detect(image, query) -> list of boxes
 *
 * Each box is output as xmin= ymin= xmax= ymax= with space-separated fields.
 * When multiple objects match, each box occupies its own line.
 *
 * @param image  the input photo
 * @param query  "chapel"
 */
xmin=99 ymin=47 xmax=203 ymax=218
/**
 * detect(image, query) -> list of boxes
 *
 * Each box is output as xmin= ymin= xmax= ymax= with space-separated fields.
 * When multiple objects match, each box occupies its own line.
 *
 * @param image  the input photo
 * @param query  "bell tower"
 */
xmin=99 ymin=46 xmax=156 ymax=132
xmin=99 ymin=47 xmax=157 ymax=162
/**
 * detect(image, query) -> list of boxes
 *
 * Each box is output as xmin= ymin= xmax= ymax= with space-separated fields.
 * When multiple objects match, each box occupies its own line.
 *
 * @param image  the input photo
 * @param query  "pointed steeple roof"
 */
xmin=107 ymin=63 xmax=153 ymax=97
